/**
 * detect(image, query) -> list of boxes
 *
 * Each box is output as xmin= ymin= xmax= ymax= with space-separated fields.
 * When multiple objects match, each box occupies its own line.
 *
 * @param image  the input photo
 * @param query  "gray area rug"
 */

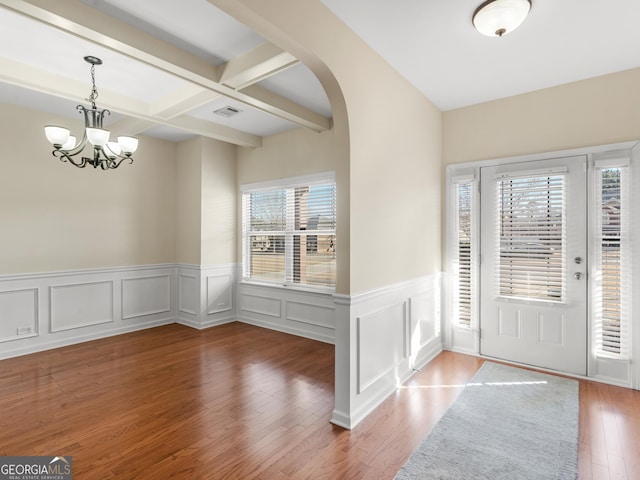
xmin=394 ymin=362 xmax=578 ymax=480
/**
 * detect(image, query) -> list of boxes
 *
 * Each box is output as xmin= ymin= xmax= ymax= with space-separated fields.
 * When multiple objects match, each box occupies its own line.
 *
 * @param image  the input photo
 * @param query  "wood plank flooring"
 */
xmin=0 ymin=322 xmax=638 ymax=479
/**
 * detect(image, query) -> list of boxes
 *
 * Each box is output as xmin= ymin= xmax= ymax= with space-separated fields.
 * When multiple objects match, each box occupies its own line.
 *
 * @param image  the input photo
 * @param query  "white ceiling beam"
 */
xmin=0 ymin=57 xmax=261 ymax=147
xmin=1 ymin=0 xmax=330 ymax=132
xmin=150 ymin=85 xmax=222 ymax=120
xmin=136 ymin=43 xmax=301 ymax=135
xmin=240 ymin=84 xmax=332 ymax=132
xmin=220 ymin=42 xmax=299 ymax=90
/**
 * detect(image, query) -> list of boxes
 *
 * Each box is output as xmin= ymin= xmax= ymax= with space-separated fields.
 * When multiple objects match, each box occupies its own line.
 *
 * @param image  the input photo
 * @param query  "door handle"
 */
xmin=574 ymin=272 xmax=583 ymax=280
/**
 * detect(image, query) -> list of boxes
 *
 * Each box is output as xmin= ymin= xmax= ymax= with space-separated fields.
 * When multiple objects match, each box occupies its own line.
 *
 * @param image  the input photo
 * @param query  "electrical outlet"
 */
xmin=17 ymin=327 xmax=32 ymax=335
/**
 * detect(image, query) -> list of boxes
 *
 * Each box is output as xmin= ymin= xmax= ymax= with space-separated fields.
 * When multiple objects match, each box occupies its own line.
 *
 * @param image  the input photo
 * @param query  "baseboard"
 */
xmin=237 ymin=316 xmax=334 ymax=344
xmin=177 ymin=316 xmax=236 ymax=330
xmin=0 ymin=317 xmax=175 ymax=360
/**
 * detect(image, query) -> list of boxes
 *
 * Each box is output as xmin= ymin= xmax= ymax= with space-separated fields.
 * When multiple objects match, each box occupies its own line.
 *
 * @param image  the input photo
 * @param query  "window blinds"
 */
xmin=495 ymin=172 xmax=566 ymax=302
xmin=454 ymin=179 xmax=473 ymax=328
xmin=242 ymin=175 xmax=336 ymax=289
xmin=594 ymin=164 xmax=630 ymax=357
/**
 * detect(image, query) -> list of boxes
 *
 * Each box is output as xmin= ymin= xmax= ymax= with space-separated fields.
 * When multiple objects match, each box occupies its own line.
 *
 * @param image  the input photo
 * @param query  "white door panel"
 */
xmin=480 ymin=156 xmax=587 ymax=375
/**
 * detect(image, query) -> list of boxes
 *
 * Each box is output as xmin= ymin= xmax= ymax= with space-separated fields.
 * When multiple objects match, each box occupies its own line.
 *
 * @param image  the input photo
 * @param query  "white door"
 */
xmin=480 ymin=156 xmax=587 ymax=375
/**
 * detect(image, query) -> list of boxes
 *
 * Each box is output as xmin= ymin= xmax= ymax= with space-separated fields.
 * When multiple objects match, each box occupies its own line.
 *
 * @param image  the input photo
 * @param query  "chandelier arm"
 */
xmin=52 ymin=149 xmax=88 ymax=168
xmin=59 ymin=126 xmax=89 ymax=158
xmin=107 ymin=156 xmax=134 ymax=169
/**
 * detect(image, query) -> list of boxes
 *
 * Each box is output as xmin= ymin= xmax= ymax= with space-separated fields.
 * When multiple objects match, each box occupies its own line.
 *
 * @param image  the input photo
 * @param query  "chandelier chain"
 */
xmin=86 ymin=63 xmax=99 ymax=110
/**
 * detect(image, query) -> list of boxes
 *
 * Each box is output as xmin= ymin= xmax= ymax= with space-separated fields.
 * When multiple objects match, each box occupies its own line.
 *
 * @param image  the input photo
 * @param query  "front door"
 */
xmin=480 ymin=156 xmax=587 ymax=375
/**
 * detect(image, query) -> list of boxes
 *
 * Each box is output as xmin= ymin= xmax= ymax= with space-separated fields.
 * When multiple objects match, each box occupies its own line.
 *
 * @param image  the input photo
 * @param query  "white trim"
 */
xmin=240 ymin=171 xmax=335 ymax=192
xmin=446 ymin=141 xmax=638 ymax=389
xmin=331 ymin=274 xmax=443 ymax=429
xmin=494 ymin=165 xmax=567 ymax=179
xmin=448 ymin=141 xmax=639 ymax=170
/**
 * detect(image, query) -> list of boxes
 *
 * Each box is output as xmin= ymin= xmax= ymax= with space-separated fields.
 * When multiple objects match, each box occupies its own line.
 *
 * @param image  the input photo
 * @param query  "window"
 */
xmin=495 ymin=171 xmax=566 ymax=302
xmin=241 ymin=173 xmax=336 ymax=289
xmin=593 ymin=162 xmax=630 ymax=357
xmin=452 ymin=176 xmax=474 ymax=328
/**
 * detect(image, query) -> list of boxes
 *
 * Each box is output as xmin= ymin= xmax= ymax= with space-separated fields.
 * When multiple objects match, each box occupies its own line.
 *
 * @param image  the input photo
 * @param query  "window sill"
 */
xmin=239 ymin=280 xmax=335 ymax=296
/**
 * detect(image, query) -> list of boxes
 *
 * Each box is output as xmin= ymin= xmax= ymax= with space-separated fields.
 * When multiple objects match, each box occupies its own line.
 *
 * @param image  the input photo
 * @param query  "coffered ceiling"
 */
xmin=1 ymin=0 xmax=639 ymax=146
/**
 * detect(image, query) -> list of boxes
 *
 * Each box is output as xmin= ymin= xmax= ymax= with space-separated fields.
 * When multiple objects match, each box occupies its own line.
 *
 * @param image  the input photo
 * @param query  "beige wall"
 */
xmin=201 ymin=137 xmax=237 ymax=266
xmin=237 ymin=127 xmax=337 ymax=185
xmin=213 ymin=0 xmax=443 ymax=295
xmin=175 ymin=137 xmax=203 ymax=265
xmin=443 ymin=68 xmax=640 ymax=165
xmin=0 ymin=102 xmax=176 ymax=275
xmin=176 ymin=136 xmax=237 ymax=266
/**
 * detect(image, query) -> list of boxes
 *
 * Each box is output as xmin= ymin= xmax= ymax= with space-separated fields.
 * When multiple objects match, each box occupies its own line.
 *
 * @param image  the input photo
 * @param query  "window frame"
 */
xmin=240 ymin=172 xmax=336 ymax=293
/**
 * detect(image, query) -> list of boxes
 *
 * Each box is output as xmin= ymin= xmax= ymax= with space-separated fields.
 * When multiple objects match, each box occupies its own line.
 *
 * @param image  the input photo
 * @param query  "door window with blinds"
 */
xmin=495 ymin=169 xmax=566 ymax=302
xmin=593 ymin=162 xmax=630 ymax=357
xmin=241 ymin=173 xmax=336 ymax=290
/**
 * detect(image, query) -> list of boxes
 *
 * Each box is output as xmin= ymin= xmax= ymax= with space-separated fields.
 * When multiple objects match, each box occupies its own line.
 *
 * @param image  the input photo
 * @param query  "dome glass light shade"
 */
xmin=118 ymin=136 xmax=139 ymax=155
xmin=44 ymin=126 xmax=70 ymax=147
xmin=86 ymin=127 xmax=110 ymax=147
xmin=473 ymin=0 xmax=531 ymax=37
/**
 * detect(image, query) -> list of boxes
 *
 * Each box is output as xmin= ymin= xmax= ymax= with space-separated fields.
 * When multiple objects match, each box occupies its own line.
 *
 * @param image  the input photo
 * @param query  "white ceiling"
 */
xmin=321 ymin=0 xmax=640 ymax=111
xmin=2 ymin=0 xmax=640 ymax=145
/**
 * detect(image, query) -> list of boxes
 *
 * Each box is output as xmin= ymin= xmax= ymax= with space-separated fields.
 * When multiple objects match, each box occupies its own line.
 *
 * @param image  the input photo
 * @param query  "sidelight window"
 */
xmin=593 ymin=163 xmax=630 ymax=357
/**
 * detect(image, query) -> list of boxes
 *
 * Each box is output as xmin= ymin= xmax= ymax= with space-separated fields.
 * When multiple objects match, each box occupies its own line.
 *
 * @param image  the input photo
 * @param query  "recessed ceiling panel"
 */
xmin=82 ymin=0 xmax=266 ymax=64
xmin=0 ymin=8 xmax=188 ymax=103
xmin=257 ymin=63 xmax=332 ymax=118
xmin=188 ymin=97 xmax=297 ymax=137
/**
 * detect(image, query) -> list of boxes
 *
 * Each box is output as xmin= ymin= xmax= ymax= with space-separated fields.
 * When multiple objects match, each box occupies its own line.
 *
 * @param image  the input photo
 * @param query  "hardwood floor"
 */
xmin=0 ymin=323 xmax=638 ymax=479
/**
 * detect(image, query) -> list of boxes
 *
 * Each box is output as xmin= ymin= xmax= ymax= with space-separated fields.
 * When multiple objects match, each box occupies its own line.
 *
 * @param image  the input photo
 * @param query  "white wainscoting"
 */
xmin=331 ymin=274 xmax=443 ymax=430
xmin=0 ymin=265 xmax=177 ymax=360
xmin=0 ymin=288 xmax=38 ymax=343
xmin=237 ymin=282 xmax=335 ymax=343
xmin=176 ymin=264 xmax=236 ymax=329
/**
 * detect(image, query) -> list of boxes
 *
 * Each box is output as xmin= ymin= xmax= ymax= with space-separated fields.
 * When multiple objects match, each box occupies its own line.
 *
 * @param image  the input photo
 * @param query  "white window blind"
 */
xmin=495 ymin=172 xmax=566 ymax=302
xmin=453 ymin=179 xmax=473 ymax=328
xmin=594 ymin=164 xmax=630 ymax=357
xmin=242 ymin=174 xmax=336 ymax=289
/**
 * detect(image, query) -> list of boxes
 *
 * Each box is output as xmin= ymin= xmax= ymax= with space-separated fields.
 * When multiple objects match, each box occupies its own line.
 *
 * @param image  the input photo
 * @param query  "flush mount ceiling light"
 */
xmin=44 ymin=56 xmax=139 ymax=170
xmin=473 ymin=0 xmax=531 ymax=37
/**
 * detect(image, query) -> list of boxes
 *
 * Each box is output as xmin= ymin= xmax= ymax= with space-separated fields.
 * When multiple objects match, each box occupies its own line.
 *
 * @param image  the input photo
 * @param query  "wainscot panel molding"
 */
xmin=175 ymin=264 xmax=237 ymax=329
xmin=237 ymin=282 xmax=336 ymax=344
xmin=0 ymin=288 xmax=38 ymax=343
xmin=50 ymin=281 xmax=114 ymax=332
xmin=331 ymin=274 xmax=443 ymax=430
xmin=122 ymin=274 xmax=171 ymax=320
xmin=0 ymin=265 xmax=177 ymax=360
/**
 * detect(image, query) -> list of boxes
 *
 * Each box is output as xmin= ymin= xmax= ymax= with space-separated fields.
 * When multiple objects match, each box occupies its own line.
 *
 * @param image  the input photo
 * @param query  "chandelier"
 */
xmin=44 ymin=56 xmax=139 ymax=170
